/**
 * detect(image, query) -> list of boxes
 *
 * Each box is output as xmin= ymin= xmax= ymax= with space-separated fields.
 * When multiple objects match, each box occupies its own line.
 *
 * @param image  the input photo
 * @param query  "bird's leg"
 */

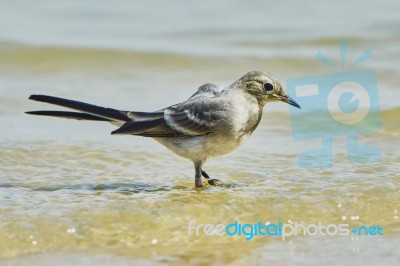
xmin=194 ymin=161 xmax=204 ymax=187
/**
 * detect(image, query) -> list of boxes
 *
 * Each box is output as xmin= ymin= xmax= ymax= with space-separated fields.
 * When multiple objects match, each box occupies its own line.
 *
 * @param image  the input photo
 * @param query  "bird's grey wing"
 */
xmin=162 ymin=94 xmax=229 ymax=136
xmin=112 ymin=89 xmax=229 ymax=137
xmin=157 ymin=83 xmax=225 ymax=136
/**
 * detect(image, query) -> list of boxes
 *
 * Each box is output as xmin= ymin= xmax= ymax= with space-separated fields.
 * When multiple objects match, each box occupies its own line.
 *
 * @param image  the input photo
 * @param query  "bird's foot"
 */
xmin=207 ymin=179 xmax=224 ymax=186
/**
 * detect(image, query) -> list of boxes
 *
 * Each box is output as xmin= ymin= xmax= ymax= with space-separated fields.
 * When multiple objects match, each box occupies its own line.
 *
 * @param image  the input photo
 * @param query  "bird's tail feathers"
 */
xmin=27 ymin=95 xmax=130 ymax=122
xmin=25 ymin=110 xmax=112 ymax=121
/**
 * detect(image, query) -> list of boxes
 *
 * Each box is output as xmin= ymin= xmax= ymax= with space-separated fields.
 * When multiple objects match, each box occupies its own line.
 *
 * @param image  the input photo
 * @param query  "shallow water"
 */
xmin=1 ymin=0 xmax=400 ymax=265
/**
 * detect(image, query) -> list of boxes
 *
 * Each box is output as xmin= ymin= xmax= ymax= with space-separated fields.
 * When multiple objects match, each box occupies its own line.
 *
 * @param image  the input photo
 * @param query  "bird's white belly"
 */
xmin=154 ymin=133 xmax=249 ymax=162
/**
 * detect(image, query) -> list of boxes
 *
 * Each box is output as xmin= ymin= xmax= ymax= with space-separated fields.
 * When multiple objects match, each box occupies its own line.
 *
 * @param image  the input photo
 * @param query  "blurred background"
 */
xmin=0 ymin=0 xmax=399 ymax=265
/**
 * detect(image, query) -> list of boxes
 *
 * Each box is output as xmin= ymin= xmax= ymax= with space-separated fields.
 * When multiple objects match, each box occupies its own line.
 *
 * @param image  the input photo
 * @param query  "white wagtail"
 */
xmin=27 ymin=71 xmax=300 ymax=187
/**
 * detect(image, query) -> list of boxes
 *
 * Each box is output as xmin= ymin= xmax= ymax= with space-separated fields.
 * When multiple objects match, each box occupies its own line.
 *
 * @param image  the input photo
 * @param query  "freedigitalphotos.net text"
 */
xmin=188 ymin=220 xmax=383 ymax=241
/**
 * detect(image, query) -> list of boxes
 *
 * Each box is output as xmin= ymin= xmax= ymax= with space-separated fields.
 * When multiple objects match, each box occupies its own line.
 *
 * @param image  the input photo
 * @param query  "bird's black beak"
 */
xmin=282 ymin=95 xmax=301 ymax=109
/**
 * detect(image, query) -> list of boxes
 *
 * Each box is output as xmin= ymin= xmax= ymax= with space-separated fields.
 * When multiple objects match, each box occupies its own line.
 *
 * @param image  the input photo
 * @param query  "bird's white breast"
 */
xmin=229 ymin=91 xmax=260 ymax=136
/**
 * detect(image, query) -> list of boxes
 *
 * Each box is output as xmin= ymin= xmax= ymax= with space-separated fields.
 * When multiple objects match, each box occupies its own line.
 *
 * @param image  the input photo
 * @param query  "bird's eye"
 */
xmin=263 ymin=83 xmax=274 ymax=91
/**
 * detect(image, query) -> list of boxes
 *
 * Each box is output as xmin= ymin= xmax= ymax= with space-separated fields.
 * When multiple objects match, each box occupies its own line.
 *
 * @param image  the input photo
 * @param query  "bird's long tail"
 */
xmin=26 ymin=95 xmax=130 ymax=122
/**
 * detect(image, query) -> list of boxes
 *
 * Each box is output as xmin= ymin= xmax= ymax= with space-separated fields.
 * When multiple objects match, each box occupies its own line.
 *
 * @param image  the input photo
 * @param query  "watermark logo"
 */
xmin=188 ymin=219 xmax=384 ymax=241
xmin=286 ymin=41 xmax=382 ymax=168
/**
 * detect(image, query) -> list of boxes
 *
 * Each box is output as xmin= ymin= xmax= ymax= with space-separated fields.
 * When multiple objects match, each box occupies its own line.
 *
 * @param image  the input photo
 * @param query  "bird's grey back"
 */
xmin=189 ymin=83 xmax=222 ymax=100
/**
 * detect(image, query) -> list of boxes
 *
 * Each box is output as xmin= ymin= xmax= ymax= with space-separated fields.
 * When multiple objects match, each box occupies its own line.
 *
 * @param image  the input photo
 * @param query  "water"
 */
xmin=1 ymin=0 xmax=399 ymax=265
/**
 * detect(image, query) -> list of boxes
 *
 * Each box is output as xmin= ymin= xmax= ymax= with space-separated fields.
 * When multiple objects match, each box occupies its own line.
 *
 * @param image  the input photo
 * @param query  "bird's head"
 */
xmin=232 ymin=71 xmax=301 ymax=109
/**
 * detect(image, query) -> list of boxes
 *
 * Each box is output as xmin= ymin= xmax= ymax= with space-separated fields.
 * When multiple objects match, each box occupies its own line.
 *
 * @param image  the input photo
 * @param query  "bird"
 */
xmin=26 ymin=71 xmax=300 ymax=187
